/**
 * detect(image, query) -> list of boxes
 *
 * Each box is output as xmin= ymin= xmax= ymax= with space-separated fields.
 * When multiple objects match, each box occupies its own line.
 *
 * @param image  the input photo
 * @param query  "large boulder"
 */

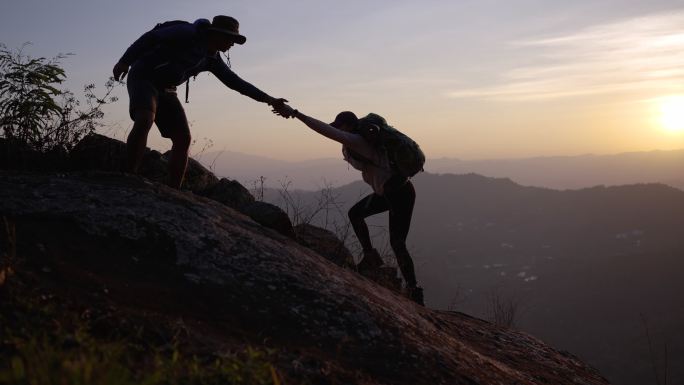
xmin=69 ymin=133 xmax=128 ymax=172
xmin=0 ymin=172 xmax=610 ymax=385
xmin=198 ymin=177 xmax=255 ymax=211
xmin=161 ymin=150 xmax=218 ymax=192
xmin=294 ymin=223 xmax=354 ymax=268
xmin=243 ymin=201 xmax=296 ymax=239
xmin=69 ymin=134 xmax=218 ymax=191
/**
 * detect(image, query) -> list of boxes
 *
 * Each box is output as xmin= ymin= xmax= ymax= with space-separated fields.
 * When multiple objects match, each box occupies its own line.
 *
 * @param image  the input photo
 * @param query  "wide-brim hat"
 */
xmin=208 ymin=15 xmax=246 ymax=45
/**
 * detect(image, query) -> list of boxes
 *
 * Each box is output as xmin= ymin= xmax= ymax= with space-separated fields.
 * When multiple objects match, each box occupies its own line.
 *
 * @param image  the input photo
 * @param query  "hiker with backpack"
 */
xmin=273 ymin=106 xmax=425 ymax=305
xmin=113 ymin=15 xmax=289 ymax=188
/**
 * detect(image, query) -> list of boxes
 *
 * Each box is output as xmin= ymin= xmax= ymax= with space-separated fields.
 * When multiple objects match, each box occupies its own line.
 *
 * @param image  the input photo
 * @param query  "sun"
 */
xmin=659 ymin=95 xmax=684 ymax=133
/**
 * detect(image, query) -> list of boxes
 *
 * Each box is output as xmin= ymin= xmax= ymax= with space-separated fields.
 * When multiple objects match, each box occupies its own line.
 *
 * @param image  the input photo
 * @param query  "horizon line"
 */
xmin=194 ymin=146 xmax=684 ymax=164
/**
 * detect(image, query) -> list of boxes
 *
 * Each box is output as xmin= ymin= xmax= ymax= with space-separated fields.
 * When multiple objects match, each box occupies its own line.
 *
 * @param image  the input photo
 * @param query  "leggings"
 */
xmin=348 ymin=176 xmax=417 ymax=287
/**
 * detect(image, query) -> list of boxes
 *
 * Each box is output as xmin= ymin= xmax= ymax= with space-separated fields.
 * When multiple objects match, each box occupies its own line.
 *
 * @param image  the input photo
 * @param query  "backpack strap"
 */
xmin=184 ymin=73 xmax=199 ymax=103
xmin=185 ymin=79 xmax=190 ymax=103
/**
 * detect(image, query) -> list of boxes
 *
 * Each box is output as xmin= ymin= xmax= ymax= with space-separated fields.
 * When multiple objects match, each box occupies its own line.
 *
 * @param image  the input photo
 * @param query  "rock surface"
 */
xmin=0 ymin=172 xmax=610 ymax=385
xmin=66 ymin=133 xmax=295 ymax=237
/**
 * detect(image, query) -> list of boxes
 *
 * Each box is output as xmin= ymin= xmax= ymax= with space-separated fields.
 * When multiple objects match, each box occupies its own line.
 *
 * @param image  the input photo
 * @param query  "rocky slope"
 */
xmin=0 ymin=170 xmax=610 ymax=385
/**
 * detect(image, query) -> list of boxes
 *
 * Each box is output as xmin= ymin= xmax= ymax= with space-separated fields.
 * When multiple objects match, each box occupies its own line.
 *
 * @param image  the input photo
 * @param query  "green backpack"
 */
xmin=356 ymin=113 xmax=425 ymax=178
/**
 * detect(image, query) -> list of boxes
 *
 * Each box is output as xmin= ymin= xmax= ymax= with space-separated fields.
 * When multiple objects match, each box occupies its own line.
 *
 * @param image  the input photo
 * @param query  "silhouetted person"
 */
xmin=274 ymin=106 xmax=424 ymax=305
xmin=113 ymin=15 xmax=287 ymax=188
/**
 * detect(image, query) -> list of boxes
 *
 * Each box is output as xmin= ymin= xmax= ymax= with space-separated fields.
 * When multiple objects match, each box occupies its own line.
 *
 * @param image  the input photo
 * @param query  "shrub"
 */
xmin=0 ymin=43 xmax=117 ymax=152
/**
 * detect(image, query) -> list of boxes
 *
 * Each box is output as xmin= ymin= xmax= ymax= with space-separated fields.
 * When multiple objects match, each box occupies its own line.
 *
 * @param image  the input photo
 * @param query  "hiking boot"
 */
xmin=356 ymin=248 xmax=383 ymax=274
xmin=407 ymin=286 xmax=424 ymax=306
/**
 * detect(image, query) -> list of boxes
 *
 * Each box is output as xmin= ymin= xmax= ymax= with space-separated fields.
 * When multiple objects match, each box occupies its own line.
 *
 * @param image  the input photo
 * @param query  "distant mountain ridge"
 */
xmin=201 ymin=148 xmax=684 ymax=191
xmin=428 ymin=149 xmax=684 ymax=190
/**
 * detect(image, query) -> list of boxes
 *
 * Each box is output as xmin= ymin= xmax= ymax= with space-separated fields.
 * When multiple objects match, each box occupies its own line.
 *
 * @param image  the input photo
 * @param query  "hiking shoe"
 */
xmin=407 ymin=286 xmax=424 ymax=306
xmin=357 ymin=248 xmax=383 ymax=273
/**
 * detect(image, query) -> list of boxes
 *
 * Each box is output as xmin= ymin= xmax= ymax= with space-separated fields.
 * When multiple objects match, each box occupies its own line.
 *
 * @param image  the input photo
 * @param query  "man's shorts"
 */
xmin=127 ymin=64 xmax=189 ymax=139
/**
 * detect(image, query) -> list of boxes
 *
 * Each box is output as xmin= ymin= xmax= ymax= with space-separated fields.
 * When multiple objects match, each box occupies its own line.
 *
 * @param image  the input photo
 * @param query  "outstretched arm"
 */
xmin=293 ymin=111 xmax=355 ymax=144
xmin=277 ymin=105 xmax=375 ymax=159
xmin=209 ymin=55 xmax=287 ymax=108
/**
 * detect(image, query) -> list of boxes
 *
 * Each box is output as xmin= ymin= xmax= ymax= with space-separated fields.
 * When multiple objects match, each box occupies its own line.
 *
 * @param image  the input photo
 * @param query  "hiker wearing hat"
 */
xmin=273 ymin=106 xmax=425 ymax=306
xmin=113 ymin=15 xmax=288 ymax=188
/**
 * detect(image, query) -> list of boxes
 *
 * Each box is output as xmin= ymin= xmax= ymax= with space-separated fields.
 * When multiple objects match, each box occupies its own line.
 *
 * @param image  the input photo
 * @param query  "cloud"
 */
xmin=447 ymin=10 xmax=684 ymax=101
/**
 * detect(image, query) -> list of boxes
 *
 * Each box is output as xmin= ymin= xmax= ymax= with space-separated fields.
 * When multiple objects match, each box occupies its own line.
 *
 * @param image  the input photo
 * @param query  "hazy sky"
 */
xmin=2 ymin=0 xmax=684 ymax=160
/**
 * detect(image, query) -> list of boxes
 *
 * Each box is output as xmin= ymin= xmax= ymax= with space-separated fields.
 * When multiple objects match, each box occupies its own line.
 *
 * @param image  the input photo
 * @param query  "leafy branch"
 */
xmin=0 ymin=43 xmax=119 ymax=152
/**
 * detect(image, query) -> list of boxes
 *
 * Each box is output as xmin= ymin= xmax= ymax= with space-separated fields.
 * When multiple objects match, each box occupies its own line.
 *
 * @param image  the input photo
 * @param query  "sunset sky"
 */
xmin=2 ymin=0 xmax=684 ymax=160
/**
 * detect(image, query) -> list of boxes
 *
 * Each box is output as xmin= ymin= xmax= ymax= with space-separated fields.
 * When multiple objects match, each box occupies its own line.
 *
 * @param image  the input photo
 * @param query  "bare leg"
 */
xmin=126 ymin=110 xmax=155 ymax=173
xmin=167 ymin=129 xmax=191 ymax=189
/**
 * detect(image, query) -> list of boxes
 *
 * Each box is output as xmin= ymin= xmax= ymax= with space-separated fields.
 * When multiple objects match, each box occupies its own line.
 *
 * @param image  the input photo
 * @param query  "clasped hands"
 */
xmin=269 ymin=98 xmax=297 ymax=119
